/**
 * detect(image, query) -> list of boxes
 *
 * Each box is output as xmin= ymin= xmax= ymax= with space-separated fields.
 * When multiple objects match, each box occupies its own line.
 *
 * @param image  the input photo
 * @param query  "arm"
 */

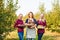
xmin=31 ymin=24 xmax=37 ymax=28
xmin=17 ymin=24 xmax=25 ymax=27
xmin=14 ymin=20 xmax=18 ymax=28
xmin=34 ymin=19 xmax=38 ymax=27
xmin=24 ymin=23 xmax=33 ymax=26
xmin=44 ymin=20 xmax=47 ymax=28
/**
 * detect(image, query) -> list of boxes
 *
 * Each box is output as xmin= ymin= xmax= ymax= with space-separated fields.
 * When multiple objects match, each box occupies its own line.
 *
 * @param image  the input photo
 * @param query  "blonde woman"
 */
xmin=37 ymin=14 xmax=46 ymax=40
xmin=14 ymin=14 xmax=25 ymax=40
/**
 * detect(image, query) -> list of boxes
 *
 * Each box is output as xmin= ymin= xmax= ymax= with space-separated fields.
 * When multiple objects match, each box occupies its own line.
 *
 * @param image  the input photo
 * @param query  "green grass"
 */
xmin=42 ymin=36 xmax=55 ymax=40
xmin=4 ymin=29 xmax=59 ymax=40
xmin=5 ymin=35 xmax=56 ymax=40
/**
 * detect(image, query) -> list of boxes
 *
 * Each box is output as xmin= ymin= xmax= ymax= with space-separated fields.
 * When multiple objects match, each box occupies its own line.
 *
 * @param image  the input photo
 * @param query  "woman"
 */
xmin=14 ymin=14 xmax=25 ymax=40
xmin=37 ymin=14 xmax=46 ymax=40
xmin=25 ymin=12 xmax=37 ymax=40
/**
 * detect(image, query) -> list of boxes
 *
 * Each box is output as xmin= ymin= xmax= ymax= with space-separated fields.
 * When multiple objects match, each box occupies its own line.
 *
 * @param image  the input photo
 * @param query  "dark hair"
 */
xmin=28 ymin=12 xmax=34 ymax=18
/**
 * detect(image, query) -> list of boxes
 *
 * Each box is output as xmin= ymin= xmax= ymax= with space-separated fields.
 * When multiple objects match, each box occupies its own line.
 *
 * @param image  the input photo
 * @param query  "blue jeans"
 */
xmin=38 ymin=33 xmax=44 ymax=40
xmin=27 ymin=38 xmax=35 ymax=40
xmin=18 ymin=32 xmax=24 ymax=40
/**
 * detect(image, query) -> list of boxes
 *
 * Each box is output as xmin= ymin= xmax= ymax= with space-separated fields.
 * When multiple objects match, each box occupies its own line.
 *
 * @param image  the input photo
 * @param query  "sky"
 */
xmin=9 ymin=0 xmax=59 ymax=16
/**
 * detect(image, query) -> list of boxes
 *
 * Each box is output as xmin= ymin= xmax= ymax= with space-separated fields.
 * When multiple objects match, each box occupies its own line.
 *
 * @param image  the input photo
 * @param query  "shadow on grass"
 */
xmin=42 ymin=35 xmax=56 ymax=40
xmin=6 ymin=36 xmax=56 ymax=40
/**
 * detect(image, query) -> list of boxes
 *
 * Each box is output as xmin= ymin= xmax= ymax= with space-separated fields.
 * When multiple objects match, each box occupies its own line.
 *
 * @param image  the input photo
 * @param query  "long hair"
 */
xmin=28 ymin=12 xmax=34 ymax=18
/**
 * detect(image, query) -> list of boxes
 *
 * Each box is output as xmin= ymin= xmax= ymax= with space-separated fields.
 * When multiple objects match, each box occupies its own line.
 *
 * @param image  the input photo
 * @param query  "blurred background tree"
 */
xmin=40 ymin=0 xmax=60 ymax=32
xmin=45 ymin=0 xmax=60 ymax=30
xmin=33 ymin=0 xmax=60 ymax=32
xmin=39 ymin=3 xmax=45 ymax=13
xmin=0 ymin=0 xmax=18 ymax=40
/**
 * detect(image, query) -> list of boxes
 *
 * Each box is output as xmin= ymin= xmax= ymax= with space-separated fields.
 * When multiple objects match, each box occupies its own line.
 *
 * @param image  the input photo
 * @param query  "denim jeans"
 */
xmin=38 ymin=33 xmax=44 ymax=40
xmin=26 ymin=38 xmax=35 ymax=40
xmin=18 ymin=32 xmax=24 ymax=40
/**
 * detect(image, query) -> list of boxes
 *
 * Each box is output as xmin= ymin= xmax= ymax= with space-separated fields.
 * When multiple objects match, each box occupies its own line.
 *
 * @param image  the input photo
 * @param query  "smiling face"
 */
xmin=40 ymin=14 xmax=44 ymax=19
xmin=18 ymin=14 xmax=23 ymax=20
xmin=28 ymin=12 xmax=34 ymax=18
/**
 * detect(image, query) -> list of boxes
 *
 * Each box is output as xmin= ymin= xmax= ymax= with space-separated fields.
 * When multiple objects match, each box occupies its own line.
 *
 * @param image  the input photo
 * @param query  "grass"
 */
xmin=5 ymin=35 xmax=56 ymax=40
xmin=4 ymin=29 xmax=60 ymax=40
xmin=42 ymin=35 xmax=56 ymax=40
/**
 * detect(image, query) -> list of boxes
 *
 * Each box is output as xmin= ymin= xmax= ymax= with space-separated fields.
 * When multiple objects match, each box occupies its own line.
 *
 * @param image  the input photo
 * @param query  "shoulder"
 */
xmin=37 ymin=19 xmax=39 ymax=22
xmin=33 ymin=18 xmax=37 ymax=22
xmin=37 ymin=19 xmax=40 ymax=21
xmin=44 ymin=19 xmax=46 ymax=22
xmin=14 ymin=19 xmax=19 ymax=23
xmin=33 ymin=18 xmax=36 ymax=20
xmin=33 ymin=18 xmax=37 ymax=23
xmin=25 ymin=19 xmax=28 ymax=23
xmin=16 ymin=19 xmax=19 ymax=22
xmin=21 ymin=20 xmax=24 ymax=22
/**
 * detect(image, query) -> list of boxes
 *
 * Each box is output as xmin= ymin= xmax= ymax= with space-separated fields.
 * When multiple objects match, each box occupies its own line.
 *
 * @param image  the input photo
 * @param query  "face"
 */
xmin=18 ymin=14 xmax=23 ymax=19
xmin=29 ymin=13 xmax=33 ymax=18
xmin=40 ymin=14 xmax=44 ymax=19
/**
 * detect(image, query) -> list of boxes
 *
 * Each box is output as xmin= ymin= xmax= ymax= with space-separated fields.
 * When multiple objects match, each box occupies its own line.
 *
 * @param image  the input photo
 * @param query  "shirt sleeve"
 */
xmin=37 ymin=20 xmax=39 ymax=25
xmin=44 ymin=20 xmax=47 ymax=26
xmin=14 ymin=20 xmax=18 ymax=28
xmin=34 ymin=19 xmax=38 ymax=26
xmin=25 ymin=19 xmax=28 ymax=23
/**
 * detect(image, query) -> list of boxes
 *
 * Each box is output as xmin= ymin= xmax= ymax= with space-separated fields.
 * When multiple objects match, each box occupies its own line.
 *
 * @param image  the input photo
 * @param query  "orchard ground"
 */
xmin=5 ymin=28 xmax=60 ymax=40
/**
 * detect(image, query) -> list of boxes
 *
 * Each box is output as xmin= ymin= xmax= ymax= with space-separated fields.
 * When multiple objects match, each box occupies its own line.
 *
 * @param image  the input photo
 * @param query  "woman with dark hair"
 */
xmin=25 ymin=12 xmax=37 ymax=40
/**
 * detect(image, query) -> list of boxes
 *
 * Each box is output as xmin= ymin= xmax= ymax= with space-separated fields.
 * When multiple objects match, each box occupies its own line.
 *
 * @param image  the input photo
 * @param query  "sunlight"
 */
xmin=16 ymin=0 xmax=53 ymax=16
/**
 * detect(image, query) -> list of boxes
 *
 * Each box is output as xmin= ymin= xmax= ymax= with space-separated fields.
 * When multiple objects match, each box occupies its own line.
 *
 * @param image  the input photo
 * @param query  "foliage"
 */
xmin=34 ymin=0 xmax=60 ymax=32
xmin=46 ymin=0 xmax=60 ymax=32
xmin=0 ymin=0 xmax=18 ymax=40
xmin=39 ymin=3 xmax=45 ymax=13
xmin=5 ymin=35 xmax=56 ymax=40
xmin=23 ymin=0 xmax=60 ymax=33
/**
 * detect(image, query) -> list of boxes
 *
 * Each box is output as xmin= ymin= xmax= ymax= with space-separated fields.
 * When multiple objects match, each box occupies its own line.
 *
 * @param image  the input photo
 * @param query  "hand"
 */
xmin=29 ymin=24 xmax=36 ymax=29
xmin=18 ymin=24 xmax=21 ymax=26
xmin=18 ymin=24 xmax=25 ymax=27
xmin=24 ymin=23 xmax=34 ymax=26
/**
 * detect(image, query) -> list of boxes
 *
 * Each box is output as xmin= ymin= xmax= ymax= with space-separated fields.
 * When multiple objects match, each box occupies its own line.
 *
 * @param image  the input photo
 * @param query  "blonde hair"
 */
xmin=18 ymin=13 xmax=23 ymax=19
xmin=40 ymin=13 xmax=45 ymax=19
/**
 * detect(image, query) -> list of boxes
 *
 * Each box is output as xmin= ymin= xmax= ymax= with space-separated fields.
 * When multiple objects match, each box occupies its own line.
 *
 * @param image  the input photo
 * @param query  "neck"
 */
xmin=18 ymin=18 xmax=22 ymax=20
xmin=40 ymin=17 xmax=44 ymax=19
xmin=28 ymin=17 xmax=33 ymax=19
